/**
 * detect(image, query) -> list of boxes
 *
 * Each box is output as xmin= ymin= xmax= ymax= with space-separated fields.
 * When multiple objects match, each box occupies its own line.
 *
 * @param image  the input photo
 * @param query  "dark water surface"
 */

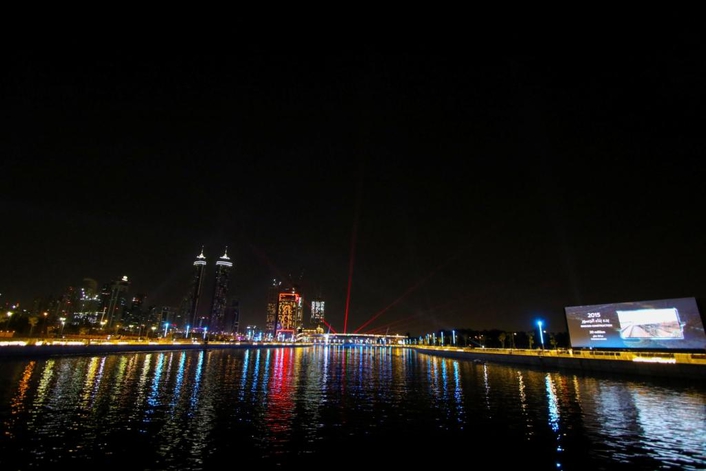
xmin=0 ymin=346 xmax=704 ymax=470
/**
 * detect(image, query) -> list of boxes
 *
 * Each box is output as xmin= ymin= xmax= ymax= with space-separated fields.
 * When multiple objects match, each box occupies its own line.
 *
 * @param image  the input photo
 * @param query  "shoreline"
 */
xmin=2 ymin=339 xmax=705 ymax=382
xmin=410 ymin=345 xmax=706 ymax=382
xmin=0 ymin=338 xmax=307 ymax=358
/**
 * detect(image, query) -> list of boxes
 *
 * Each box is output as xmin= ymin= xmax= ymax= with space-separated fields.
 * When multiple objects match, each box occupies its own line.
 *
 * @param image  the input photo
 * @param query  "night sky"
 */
xmin=3 ymin=33 xmax=705 ymax=336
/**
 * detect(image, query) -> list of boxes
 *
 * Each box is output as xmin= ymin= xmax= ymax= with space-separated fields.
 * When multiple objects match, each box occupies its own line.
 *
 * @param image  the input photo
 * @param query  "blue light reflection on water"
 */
xmin=544 ymin=373 xmax=564 ymax=470
xmin=0 ymin=346 xmax=704 ymax=469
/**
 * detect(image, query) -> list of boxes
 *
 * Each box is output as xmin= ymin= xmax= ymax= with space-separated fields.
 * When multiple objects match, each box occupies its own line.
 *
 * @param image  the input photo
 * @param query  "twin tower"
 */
xmin=183 ymin=246 xmax=234 ymax=334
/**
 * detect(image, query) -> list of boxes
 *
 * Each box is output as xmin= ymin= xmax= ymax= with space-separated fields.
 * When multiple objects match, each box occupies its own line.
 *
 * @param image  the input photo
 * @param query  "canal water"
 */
xmin=0 ymin=346 xmax=704 ymax=470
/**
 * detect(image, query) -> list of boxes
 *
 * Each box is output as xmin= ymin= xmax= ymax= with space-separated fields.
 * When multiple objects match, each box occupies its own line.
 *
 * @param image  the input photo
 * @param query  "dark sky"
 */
xmin=3 ymin=34 xmax=705 ymax=336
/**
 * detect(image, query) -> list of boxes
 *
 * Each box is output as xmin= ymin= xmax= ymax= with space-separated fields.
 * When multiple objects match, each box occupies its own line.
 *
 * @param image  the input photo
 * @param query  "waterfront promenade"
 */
xmin=0 ymin=337 xmax=300 ymax=358
xmin=411 ymin=344 xmax=706 ymax=381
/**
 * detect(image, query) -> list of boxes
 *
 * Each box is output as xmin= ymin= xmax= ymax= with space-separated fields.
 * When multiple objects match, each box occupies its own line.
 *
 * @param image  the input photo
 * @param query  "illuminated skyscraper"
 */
xmin=208 ymin=248 xmax=232 ymax=333
xmin=225 ymin=298 xmax=240 ymax=335
xmin=105 ymin=275 xmax=130 ymax=328
xmin=124 ymin=293 xmax=146 ymax=326
xmin=276 ymin=285 xmax=303 ymax=341
xmin=77 ymin=278 xmax=101 ymax=322
xmin=265 ymin=279 xmax=281 ymax=338
xmin=187 ymin=247 xmax=207 ymax=329
xmin=153 ymin=305 xmax=177 ymax=330
xmin=311 ymin=297 xmax=325 ymax=327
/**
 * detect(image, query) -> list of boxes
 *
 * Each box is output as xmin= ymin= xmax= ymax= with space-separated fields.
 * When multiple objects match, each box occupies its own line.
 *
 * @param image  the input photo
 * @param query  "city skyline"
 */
xmin=3 ymin=35 xmax=706 ymax=336
xmin=1 ymin=243 xmax=332 ymax=333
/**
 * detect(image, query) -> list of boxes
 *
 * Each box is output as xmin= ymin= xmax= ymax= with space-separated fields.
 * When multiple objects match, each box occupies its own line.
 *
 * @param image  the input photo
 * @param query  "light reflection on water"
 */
xmin=0 ymin=346 xmax=704 ymax=469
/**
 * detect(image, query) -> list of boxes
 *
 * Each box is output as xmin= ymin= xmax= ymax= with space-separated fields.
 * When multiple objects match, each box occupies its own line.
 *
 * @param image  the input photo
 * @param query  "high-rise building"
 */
xmin=186 ymin=247 xmax=207 ymax=329
xmin=225 ymin=298 xmax=240 ymax=335
xmin=150 ymin=305 xmax=177 ymax=333
xmin=276 ymin=285 xmax=303 ymax=341
xmin=83 ymin=278 xmax=98 ymax=297
xmin=54 ymin=285 xmax=78 ymax=326
xmin=311 ymin=297 xmax=325 ymax=327
xmin=75 ymin=278 xmax=101 ymax=324
xmin=123 ymin=293 xmax=146 ymax=326
xmin=265 ymin=279 xmax=281 ymax=338
xmin=105 ymin=276 xmax=130 ymax=328
xmin=208 ymin=248 xmax=232 ymax=333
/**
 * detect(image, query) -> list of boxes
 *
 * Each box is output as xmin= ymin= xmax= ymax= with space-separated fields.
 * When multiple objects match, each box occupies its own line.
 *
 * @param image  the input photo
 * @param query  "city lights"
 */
xmin=537 ymin=320 xmax=545 ymax=350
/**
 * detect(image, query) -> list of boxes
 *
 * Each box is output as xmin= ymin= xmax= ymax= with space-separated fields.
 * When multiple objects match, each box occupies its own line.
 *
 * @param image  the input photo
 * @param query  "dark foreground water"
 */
xmin=0 ymin=346 xmax=704 ymax=470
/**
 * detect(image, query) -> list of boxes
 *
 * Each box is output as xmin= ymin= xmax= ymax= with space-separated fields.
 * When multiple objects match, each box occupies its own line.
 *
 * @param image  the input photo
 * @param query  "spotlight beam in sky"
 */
xmin=343 ymin=161 xmax=365 ymax=334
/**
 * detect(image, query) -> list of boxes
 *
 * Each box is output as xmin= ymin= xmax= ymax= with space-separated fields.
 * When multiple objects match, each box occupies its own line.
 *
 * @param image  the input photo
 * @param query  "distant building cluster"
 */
xmin=2 ymin=247 xmax=327 ymax=342
xmin=264 ymin=278 xmax=326 ymax=342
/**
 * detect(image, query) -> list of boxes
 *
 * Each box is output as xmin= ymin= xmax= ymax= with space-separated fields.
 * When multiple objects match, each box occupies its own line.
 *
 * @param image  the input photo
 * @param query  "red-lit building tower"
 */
xmin=275 ymin=285 xmax=303 ymax=341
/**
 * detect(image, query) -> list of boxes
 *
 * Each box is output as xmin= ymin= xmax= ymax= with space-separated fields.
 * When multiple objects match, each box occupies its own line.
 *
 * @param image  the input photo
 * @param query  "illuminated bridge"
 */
xmin=298 ymin=332 xmax=408 ymax=345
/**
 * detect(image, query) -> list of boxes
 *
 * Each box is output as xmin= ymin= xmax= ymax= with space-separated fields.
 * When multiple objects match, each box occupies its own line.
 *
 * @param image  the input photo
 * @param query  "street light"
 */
xmin=6 ymin=311 xmax=13 ymax=331
xmin=59 ymin=317 xmax=66 ymax=337
xmin=537 ymin=320 xmax=545 ymax=350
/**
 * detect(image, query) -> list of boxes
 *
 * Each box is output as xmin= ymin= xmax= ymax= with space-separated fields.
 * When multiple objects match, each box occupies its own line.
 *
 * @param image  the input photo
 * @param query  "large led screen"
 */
xmin=565 ymin=297 xmax=706 ymax=350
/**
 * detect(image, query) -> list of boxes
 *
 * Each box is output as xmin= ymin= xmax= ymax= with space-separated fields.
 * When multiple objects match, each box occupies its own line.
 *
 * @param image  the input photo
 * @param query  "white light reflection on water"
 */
xmin=482 ymin=362 xmax=491 ymax=413
xmin=632 ymin=386 xmax=706 ymax=467
xmin=544 ymin=373 xmax=564 ymax=470
xmin=575 ymin=378 xmax=703 ymax=469
xmin=452 ymin=361 xmax=464 ymax=426
xmin=516 ymin=370 xmax=533 ymax=443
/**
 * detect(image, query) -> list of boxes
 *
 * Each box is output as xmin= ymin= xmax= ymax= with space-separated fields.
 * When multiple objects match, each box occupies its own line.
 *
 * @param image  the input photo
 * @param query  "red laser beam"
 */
xmin=353 ymin=248 xmax=465 ymax=334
